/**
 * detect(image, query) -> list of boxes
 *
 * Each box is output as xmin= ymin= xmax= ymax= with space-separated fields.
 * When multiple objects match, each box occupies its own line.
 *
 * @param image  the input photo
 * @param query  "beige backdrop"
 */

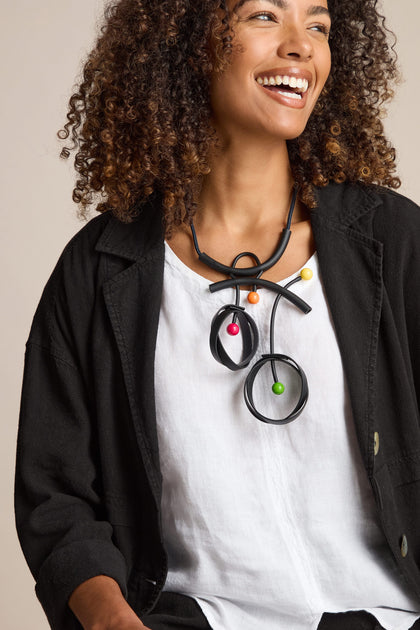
xmin=1 ymin=1 xmax=419 ymax=628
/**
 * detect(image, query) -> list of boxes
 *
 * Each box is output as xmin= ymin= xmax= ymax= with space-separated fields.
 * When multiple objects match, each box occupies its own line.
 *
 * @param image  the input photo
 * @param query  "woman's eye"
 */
xmin=309 ymin=24 xmax=330 ymax=36
xmin=250 ymin=12 xmax=276 ymax=22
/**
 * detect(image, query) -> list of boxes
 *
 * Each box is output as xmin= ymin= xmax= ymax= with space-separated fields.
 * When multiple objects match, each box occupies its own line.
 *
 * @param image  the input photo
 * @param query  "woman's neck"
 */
xmin=197 ymin=138 xmax=297 ymax=233
xmin=166 ymin=137 xmax=314 ymax=286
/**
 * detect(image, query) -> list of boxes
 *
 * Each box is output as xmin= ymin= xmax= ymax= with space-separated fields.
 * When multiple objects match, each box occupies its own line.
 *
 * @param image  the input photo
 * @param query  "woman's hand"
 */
xmin=99 ymin=606 xmax=151 ymax=630
xmin=101 ymin=613 xmax=151 ymax=630
xmin=68 ymin=575 xmax=151 ymax=630
xmin=101 ymin=617 xmax=151 ymax=630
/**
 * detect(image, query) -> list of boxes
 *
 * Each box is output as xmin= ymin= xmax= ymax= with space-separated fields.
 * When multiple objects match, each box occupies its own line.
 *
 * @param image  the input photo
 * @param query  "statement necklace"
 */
xmin=190 ymin=186 xmax=313 ymax=425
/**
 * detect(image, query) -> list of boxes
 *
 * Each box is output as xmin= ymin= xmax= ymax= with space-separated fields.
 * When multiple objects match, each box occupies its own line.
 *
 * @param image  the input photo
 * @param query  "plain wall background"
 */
xmin=1 ymin=1 xmax=419 ymax=628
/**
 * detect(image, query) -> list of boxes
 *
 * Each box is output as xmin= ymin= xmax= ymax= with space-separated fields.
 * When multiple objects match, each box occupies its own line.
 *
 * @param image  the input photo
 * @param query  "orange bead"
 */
xmin=248 ymin=291 xmax=260 ymax=304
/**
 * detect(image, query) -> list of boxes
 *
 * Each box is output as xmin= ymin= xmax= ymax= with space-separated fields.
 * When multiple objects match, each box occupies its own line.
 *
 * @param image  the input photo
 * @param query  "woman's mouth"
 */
xmin=256 ymin=74 xmax=309 ymax=101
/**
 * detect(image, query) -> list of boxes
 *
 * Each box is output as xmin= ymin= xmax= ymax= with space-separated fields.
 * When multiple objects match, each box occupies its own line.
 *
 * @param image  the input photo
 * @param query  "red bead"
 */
xmin=248 ymin=291 xmax=260 ymax=304
xmin=227 ymin=322 xmax=240 ymax=336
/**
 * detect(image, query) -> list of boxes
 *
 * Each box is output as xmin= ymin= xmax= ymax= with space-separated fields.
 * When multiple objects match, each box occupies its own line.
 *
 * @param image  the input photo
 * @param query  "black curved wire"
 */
xmin=209 ymin=277 xmax=311 ymax=314
xmin=269 ymin=275 xmax=303 ymax=383
xmin=190 ymin=187 xmax=297 ymax=278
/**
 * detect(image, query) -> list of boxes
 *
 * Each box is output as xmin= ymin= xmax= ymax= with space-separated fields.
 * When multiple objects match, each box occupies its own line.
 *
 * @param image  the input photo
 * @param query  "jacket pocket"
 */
xmin=374 ymin=451 xmax=420 ymax=600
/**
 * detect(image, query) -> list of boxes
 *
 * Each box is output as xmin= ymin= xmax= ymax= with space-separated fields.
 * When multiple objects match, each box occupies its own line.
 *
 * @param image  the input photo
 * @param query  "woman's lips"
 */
xmin=255 ymin=67 xmax=313 ymax=108
xmin=257 ymin=81 xmax=310 ymax=109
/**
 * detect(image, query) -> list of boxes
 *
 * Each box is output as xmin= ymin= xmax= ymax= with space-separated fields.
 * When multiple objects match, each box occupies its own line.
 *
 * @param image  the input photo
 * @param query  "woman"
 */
xmin=15 ymin=0 xmax=420 ymax=629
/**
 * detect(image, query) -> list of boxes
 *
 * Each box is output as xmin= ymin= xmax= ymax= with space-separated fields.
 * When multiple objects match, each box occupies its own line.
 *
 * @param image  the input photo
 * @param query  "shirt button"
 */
xmin=400 ymin=535 xmax=408 ymax=558
xmin=374 ymin=432 xmax=380 ymax=456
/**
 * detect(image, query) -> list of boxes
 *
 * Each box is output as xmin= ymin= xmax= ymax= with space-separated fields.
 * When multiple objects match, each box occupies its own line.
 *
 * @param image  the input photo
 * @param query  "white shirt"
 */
xmin=154 ymin=242 xmax=420 ymax=630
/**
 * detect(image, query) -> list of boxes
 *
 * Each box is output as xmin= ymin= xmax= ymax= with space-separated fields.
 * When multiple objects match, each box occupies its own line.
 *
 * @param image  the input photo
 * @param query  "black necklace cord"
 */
xmin=269 ymin=275 xmax=303 ymax=384
xmin=209 ymin=276 xmax=312 ymax=313
xmin=190 ymin=186 xmax=298 ymax=279
xmin=230 ymin=251 xmax=263 ymax=299
xmin=243 ymin=267 xmax=313 ymax=425
xmin=229 ymin=252 xmax=262 ymax=325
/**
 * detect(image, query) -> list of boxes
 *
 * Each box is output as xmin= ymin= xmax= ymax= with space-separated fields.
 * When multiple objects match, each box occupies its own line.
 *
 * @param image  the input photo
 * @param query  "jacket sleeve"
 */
xmin=15 ymin=228 xmax=128 ymax=630
xmin=374 ymin=190 xmax=420 ymax=416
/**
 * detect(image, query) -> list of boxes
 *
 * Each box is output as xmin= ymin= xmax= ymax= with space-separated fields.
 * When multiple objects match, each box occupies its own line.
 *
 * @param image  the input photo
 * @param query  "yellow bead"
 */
xmin=300 ymin=268 xmax=313 ymax=281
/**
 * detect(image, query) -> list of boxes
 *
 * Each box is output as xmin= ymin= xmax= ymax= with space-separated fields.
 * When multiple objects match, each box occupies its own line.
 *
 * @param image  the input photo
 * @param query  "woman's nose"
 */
xmin=276 ymin=25 xmax=313 ymax=61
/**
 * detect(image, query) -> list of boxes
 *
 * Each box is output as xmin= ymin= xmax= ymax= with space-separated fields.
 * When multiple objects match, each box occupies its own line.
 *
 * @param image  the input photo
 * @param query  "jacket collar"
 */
xmin=94 ymin=183 xmax=383 ymax=264
xmin=312 ymin=182 xmax=383 ymax=228
xmin=95 ymin=194 xmax=164 ymax=262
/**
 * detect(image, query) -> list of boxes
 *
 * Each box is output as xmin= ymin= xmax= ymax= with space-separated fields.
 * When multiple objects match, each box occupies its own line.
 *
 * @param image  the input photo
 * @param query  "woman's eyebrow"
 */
xmin=233 ymin=0 xmax=330 ymax=18
xmin=307 ymin=5 xmax=330 ymax=17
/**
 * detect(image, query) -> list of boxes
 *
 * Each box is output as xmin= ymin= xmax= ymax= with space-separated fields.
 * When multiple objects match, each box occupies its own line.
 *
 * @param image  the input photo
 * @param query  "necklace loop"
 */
xmin=209 ymin=305 xmax=259 ymax=371
xmin=244 ymin=354 xmax=309 ymax=425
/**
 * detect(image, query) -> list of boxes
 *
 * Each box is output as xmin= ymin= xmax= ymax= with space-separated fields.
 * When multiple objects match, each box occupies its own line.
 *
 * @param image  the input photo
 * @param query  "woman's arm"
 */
xmin=15 ymin=223 xmax=132 ymax=629
xmin=68 ymin=576 xmax=150 ymax=630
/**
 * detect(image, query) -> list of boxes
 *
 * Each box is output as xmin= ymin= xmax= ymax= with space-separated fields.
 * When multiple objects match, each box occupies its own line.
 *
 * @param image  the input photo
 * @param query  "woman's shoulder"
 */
xmin=27 ymin=197 xmax=164 ymax=349
xmin=370 ymin=185 xmax=420 ymax=219
xmin=366 ymin=185 xmax=420 ymax=249
xmin=59 ymin=195 xmax=164 ymax=266
xmin=313 ymin=181 xmax=420 ymax=231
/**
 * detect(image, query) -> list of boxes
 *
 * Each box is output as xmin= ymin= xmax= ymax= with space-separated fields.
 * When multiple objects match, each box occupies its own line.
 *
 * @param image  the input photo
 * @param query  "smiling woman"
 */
xmin=209 ymin=0 xmax=332 ymax=148
xmin=15 ymin=1 xmax=420 ymax=630
xmin=56 ymin=0 xmax=400 ymax=228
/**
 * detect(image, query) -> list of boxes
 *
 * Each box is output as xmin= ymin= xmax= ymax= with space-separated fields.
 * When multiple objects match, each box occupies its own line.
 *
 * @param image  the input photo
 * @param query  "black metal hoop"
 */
xmin=244 ymin=354 xmax=309 ymax=425
xmin=210 ymin=305 xmax=259 ymax=371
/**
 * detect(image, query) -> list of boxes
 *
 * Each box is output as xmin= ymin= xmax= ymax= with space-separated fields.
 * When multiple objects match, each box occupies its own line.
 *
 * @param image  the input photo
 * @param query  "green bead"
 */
xmin=272 ymin=382 xmax=285 ymax=395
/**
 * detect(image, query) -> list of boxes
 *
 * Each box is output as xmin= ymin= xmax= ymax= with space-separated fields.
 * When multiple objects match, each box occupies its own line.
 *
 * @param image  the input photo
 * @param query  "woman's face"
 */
xmin=210 ymin=0 xmax=332 ymax=143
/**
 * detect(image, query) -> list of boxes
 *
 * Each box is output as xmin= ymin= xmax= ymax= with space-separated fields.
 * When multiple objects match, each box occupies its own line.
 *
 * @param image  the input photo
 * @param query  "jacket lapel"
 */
xmin=311 ymin=184 xmax=383 ymax=475
xmin=96 ymin=200 xmax=165 ymax=504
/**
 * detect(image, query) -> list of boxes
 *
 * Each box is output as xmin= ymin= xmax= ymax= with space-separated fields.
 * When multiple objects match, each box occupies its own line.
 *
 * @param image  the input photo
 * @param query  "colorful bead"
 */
xmin=300 ymin=268 xmax=313 ymax=281
xmin=227 ymin=322 xmax=240 ymax=336
xmin=272 ymin=382 xmax=285 ymax=395
xmin=248 ymin=291 xmax=260 ymax=304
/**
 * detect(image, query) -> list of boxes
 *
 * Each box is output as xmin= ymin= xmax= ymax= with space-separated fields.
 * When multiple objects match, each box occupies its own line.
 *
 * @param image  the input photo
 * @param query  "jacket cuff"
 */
xmin=35 ymin=539 xmax=128 ymax=630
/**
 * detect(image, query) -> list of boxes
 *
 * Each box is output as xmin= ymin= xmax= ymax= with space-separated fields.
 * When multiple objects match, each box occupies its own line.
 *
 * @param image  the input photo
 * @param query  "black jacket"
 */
xmin=15 ymin=182 xmax=420 ymax=629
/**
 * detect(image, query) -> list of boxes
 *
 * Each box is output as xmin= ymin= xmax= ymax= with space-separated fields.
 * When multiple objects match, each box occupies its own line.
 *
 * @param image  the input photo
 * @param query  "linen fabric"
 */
xmin=141 ymin=594 xmax=420 ymax=630
xmin=15 ymin=183 xmax=420 ymax=630
xmin=155 ymin=245 xmax=420 ymax=630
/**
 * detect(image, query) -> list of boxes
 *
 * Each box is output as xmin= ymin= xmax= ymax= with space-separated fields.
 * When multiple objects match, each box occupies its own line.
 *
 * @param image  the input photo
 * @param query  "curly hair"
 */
xmin=59 ymin=0 xmax=400 ymax=231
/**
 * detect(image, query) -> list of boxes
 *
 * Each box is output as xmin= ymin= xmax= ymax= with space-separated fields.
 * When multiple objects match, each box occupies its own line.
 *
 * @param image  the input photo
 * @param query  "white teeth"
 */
xmin=256 ymin=74 xmax=310 ymax=94
xmin=278 ymin=91 xmax=302 ymax=100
